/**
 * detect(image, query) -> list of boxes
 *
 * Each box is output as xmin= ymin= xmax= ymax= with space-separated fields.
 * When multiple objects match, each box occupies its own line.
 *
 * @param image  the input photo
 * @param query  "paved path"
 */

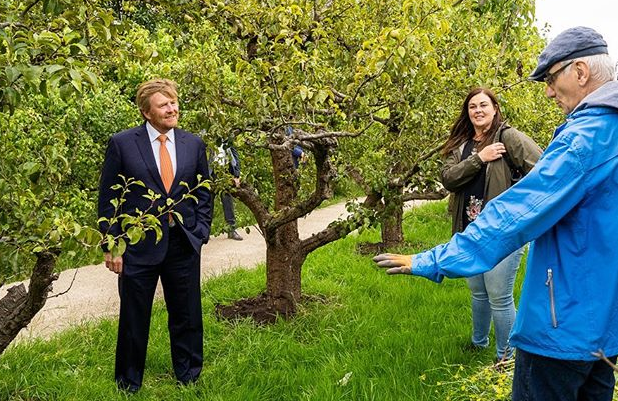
xmin=5 ymin=199 xmax=423 ymax=342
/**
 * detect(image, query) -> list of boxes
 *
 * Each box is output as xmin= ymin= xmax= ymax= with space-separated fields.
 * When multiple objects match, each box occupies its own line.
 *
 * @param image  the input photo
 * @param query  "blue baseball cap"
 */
xmin=529 ymin=26 xmax=608 ymax=82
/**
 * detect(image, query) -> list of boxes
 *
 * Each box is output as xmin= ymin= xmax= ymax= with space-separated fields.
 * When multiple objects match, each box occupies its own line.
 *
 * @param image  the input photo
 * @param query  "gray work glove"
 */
xmin=373 ymin=253 xmax=413 ymax=275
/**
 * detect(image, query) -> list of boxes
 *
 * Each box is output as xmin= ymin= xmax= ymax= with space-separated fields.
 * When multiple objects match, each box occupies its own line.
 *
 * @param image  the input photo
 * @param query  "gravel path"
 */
xmin=5 ymin=199 xmax=423 ymax=342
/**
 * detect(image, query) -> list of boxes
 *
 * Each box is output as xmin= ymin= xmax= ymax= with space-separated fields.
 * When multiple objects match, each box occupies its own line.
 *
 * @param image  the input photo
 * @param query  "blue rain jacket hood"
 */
xmin=412 ymin=81 xmax=618 ymax=360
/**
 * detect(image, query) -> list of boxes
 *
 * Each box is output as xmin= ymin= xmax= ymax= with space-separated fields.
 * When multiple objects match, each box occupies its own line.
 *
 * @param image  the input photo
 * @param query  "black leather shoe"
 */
xmin=178 ymin=377 xmax=199 ymax=386
xmin=227 ymin=230 xmax=243 ymax=241
xmin=117 ymin=384 xmax=140 ymax=394
xmin=462 ymin=342 xmax=486 ymax=353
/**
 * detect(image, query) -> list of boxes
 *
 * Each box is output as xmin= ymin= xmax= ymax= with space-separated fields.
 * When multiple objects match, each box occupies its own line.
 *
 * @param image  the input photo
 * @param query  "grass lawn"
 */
xmin=0 ymin=201 xmax=525 ymax=400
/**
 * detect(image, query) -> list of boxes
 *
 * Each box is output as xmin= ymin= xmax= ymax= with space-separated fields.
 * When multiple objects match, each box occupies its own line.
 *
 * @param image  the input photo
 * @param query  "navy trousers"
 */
xmin=512 ymin=348 xmax=617 ymax=401
xmin=115 ymin=227 xmax=203 ymax=391
xmin=220 ymin=192 xmax=236 ymax=228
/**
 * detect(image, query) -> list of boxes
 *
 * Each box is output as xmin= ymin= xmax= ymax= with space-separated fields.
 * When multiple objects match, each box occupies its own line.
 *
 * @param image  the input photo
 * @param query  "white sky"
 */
xmin=534 ymin=0 xmax=618 ymax=62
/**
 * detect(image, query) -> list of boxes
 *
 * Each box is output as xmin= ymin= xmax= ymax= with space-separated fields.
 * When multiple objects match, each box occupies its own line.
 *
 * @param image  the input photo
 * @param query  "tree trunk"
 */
xmin=0 ymin=251 xmax=58 ymax=354
xmin=220 ymin=133 xmax=358 ymax=322
xmin=265 ymin=220 xmax=304 ymax=315
xmin=381 ymin=186 xmax=404 ymax=248
xmin=264 ymin=145 xmax=305 ymax=314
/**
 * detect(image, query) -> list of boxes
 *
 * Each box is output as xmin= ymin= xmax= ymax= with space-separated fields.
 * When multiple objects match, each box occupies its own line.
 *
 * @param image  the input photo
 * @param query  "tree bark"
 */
xmin=265 ymin=221 xmax=304 ymax=314
xmin=381 ymin=185 xmax=404 ymax=248
xmin=0 ymin=251 xmax=58 ymax=354
xmin=264 ymin=145 xmax=305 ymax=314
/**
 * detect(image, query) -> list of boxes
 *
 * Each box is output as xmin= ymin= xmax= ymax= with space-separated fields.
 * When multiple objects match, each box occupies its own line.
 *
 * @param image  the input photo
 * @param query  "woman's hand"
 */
xmin=477 ymin=142 xmax=506 ymax=163
xmin=373 ymin=253 xmax=413 ymax=274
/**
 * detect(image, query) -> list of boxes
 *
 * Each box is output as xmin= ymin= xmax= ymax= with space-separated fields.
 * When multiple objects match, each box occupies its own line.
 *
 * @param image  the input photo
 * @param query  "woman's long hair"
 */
xmin=441 ymin=87 xmax=504 ymax=157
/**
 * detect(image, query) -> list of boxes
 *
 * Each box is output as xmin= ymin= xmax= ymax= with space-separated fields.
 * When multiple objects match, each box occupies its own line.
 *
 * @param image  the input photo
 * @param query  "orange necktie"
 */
xmin=157 ymin=134 xmax=174 ymax=193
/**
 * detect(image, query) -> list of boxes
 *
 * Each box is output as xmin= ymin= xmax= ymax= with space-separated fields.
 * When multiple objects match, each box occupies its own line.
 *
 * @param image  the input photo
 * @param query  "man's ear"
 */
xmin=575 ymin=61 xmax=591 ymax=86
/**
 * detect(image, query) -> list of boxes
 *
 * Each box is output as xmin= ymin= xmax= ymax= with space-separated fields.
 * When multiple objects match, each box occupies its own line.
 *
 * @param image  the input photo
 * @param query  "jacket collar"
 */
xmin=133 ymin=123 xmax=188 ymax=195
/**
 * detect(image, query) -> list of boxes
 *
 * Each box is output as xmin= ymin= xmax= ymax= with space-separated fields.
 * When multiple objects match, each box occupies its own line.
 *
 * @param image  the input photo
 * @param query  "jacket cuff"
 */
xmin=410 ymin=252 xmax=445 ymax=283
xmin=471 ymin=153 xmax=485 ymax=169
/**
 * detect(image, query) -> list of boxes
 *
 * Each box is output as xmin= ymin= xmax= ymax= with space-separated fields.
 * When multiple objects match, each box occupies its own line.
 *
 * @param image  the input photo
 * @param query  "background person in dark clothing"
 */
xmin=213 ymin=139 xmax=243 ymax=240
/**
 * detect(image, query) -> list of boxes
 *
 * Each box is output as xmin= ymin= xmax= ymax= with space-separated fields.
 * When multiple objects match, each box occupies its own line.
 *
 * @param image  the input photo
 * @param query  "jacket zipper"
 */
xmin=545 ymin=268 xmax=558 ymax=328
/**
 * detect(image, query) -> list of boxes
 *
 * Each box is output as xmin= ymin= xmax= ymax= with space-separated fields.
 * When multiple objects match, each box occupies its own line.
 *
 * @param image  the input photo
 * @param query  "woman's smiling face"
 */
xmin=467 ymin=92 xmax=497 ymax=133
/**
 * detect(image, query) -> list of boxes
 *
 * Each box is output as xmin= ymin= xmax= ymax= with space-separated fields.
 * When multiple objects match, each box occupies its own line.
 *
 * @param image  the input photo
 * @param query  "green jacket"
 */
xmin=441 ymin=124 xmax=543 ymax=234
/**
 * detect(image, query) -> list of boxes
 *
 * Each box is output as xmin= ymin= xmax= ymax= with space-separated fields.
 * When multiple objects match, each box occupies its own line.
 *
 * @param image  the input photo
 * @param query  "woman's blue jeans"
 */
xmin=465 ymin=247 xmax=524 ymax=359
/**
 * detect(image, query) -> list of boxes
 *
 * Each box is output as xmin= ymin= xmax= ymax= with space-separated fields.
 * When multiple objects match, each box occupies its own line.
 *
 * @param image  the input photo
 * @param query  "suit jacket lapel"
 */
xmin=171 ymin=129 xmax=187 ymax=195
xmin=134 ymin=124 xmax=167 ymax=194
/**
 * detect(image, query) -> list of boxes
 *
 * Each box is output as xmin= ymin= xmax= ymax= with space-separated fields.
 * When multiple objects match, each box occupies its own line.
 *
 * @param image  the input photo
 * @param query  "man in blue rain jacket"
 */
xmin=374 ymin=27 xmax=618 ymax=401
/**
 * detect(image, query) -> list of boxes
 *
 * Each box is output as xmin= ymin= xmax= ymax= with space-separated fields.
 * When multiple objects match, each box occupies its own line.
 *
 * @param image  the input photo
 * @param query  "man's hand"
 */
xmin=232 ymin=177 xmax=241 ymax=188
xmin=104 ymin=252 xmax=123 ymax=274
xmin=373 ymin=253 xmax=413 ymax=274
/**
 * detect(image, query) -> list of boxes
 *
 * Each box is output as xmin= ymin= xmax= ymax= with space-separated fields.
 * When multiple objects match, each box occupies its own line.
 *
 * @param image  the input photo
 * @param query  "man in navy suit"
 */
xmin=98 ymin=79 xmax=212 ymax=392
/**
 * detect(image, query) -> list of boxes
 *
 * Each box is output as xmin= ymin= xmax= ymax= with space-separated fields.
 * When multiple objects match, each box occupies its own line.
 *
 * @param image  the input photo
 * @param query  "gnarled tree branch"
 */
xmin=232 ymin=183 xmax=272 ymax=233
xmin=0 ymin=251 xmax=58 ymax=354
xmin=301 ymin=191 xmax=383 ymax=255
xmin=265 ymin=138 xmax=337 ymax=232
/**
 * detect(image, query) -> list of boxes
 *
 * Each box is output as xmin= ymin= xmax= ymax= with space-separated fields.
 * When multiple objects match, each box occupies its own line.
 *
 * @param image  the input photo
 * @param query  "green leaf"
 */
xmin=69 ymin=70 xmax=82 ymax=92
xmin=39 ymin=79 xmax=48 ymax=97
xmin=38 ymin=31 xmax=62 ymax=47
xmin=49 ymin=229 xmax=60 ymax=243
xmin=127 ymin=226 xmax=142 ymax=245
xmin=70 ymin=43 xmax=89 ymax=55
xmin=5 ymin=66 xmax=20 ymax=84
xmin=154 ymin=226 xmax=163 ymax=243
xmin=3 ymin=87 xmax=20 ymax=111
xmin=82 ymin=70 xmax=98 ymax=87
xmin=183 ymin=194 xmax=198 ymax=203
xmin=19 ymin=65 xmax=44 ymax=82
xmin=59 ymin=83 xmax=74 ymax=100
xmin=115 ymin=238 xmax=126 ymax=256
xmin=299 ymin=85 xmax=308 ymax=101
xmin=105 ymin=235 xmax=116 ymax=251
xmin=69 ymin=69 xmax=81 ymax=82
xmin=43 ymin=0 xmax=59 ymax=14
xmin=63 ymin=29 xmax=82 ymax=44
xmin=313 ymin=89 xmax=330 ymax=105
xmin=46 ymin=65 xmax=66 ymax=75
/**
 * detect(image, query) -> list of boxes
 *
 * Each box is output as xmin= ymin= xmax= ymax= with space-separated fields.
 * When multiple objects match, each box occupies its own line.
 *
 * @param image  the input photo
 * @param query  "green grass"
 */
xmin=0 ymin=201 xmax=525 ymax=400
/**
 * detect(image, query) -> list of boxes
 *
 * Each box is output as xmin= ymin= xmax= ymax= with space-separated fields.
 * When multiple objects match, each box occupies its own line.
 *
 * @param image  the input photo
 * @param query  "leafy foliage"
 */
xmin=340 ymin=0 xmax=558 ymax=193
xmin=1 ymin=0 xmax=562 ymax=335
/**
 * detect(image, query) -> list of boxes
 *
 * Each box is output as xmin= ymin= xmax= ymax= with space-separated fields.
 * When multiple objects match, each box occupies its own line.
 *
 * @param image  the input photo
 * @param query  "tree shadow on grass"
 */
xmin=215 ymin=293 xmax=328 ymax=325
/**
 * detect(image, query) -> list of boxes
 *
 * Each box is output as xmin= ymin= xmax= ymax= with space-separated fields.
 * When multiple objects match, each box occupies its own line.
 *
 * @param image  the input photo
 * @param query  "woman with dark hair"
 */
xmin=441 ymin=87 xmax=542 ymax=361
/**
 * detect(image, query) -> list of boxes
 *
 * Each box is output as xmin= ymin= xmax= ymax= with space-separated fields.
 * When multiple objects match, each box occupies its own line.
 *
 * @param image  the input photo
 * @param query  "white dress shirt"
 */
xmin=146 ymin=121 xmax=177 ymax=175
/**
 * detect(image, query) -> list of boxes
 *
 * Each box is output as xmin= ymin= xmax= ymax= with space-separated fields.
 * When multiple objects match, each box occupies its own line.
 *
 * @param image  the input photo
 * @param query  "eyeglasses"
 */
xmin=544 ymin=60 xmax=574 ymax=86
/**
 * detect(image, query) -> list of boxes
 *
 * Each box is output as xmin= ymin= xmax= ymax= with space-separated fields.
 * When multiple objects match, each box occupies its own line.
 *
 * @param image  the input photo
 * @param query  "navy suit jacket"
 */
xmin=98 ymin=123 xmax=212 ymax=266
